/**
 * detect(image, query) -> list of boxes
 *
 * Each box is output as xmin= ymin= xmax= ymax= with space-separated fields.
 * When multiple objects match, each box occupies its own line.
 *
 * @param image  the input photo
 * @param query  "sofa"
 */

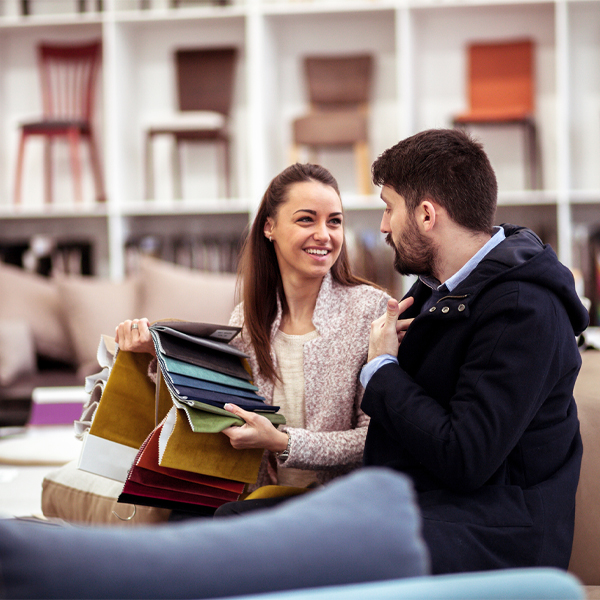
xmin=0 ymin=256 xmax=237 ymax=428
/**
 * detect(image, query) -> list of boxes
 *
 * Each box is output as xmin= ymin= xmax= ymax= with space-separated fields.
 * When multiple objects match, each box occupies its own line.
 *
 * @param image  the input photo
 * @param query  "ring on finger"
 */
xmin=131 ymin=322 xmax=139 ymax=331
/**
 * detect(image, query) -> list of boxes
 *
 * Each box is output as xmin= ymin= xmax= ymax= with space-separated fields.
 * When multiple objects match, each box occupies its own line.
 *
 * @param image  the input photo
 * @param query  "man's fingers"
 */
xmin=386 ymin=298 xmax=400 ymax=322
xmin=398 ymin=296 xmax=415 ymax=314
xmin=396 ymin=317 xmax=415 ymax=332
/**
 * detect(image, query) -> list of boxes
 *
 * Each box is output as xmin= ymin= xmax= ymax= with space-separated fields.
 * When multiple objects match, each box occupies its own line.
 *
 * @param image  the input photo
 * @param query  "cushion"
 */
xmin=0 ymin=320 xmax=36 ymax=386
xmin=41 ymin=460 xmax=171 ymax=526
xmin=0 ymin=468 xmax=428 ymax=599
xmin=568 ymin=350 xmax=600 ymax=585
xmin=137 ymin=256 xmax=237 ymax=324
xmin=55 ymin=275 xmax=139 ymax=370
xmin=0 ymin=262 xmax=73 ymax=364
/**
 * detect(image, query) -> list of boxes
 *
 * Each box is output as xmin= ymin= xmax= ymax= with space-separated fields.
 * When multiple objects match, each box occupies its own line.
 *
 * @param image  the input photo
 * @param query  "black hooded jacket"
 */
xmin=362 ymin=224 xmax=589 ymax=574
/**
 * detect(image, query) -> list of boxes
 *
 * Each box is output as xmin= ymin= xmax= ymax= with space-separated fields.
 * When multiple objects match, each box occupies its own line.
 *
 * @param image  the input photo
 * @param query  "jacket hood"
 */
xmin=458 ymin=224 xmax=589 ymax=336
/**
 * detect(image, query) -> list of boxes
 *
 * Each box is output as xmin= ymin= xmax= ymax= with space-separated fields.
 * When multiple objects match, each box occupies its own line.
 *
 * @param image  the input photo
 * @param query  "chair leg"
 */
xmin=524 ymin=120 xmax=542 ymax=190
xmin=222 ymin=139 xmax=231 ymax=199
xmin=355 ymin=140 xmax=371 ymax=196
xmin=44 ymin=137 xmax=54 ymax=205
xmin=67 ymin=128 xmax=83 ymax=203
xmin=13 ymin=132 xmax=27 ymax=205
xmin=173 ymin=137 xmax=183 ymax=200
xmin=290 ymin=144 xmax=301 ymax=165
xmin=145 ymin=132 xmax=155 ymax=200
xmin=88 ymin=131 xmax=106 ymax=202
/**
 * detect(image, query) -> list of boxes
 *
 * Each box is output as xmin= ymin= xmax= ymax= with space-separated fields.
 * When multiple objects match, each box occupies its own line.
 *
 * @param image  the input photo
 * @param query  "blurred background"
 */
xmin=0 ymin=0 xmax=598 ymax=311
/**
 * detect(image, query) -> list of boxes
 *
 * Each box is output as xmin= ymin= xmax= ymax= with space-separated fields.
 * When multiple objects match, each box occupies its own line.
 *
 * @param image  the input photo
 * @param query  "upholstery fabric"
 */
xmin=0 ymin=468 xmax=429 ymax=600
xmin=88 ymin=350 xmax=171 ymax=450
xmin=159 ymin=407 xmax=264 ymax=483
xmin=130 ymin=425 xmax=245 ymax=496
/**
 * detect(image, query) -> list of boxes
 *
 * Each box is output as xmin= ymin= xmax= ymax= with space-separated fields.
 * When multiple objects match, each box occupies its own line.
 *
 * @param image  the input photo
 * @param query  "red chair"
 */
xmin=14 ymin=40 xmax=105 ymax=205
xmin=452 ymin=39 xmax=542 ymax=189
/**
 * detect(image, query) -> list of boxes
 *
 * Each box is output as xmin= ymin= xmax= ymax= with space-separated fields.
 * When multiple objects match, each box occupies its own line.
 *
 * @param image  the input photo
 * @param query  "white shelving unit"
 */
xmin=0 ymin=0 xmax=598 ymax=297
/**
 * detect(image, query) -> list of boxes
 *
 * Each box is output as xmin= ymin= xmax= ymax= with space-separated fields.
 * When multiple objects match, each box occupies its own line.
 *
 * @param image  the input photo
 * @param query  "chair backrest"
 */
xmin=304 ymin=54 xmax=373 ymax=110
xmin=175 ymin=47 xmax=238 ymax=116
xmin=38 ymin=41 xmax=102 ymax=122
xmin=466 ymin=39 xmax=534 ymax=115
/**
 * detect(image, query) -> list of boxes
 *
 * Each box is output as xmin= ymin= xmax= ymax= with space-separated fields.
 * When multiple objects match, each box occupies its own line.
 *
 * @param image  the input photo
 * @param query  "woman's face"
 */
xmin=264 ymin=180 xmax=344 ymax=284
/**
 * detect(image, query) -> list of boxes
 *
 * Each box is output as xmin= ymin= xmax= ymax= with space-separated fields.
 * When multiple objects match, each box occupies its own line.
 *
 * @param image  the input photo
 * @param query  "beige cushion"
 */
xmin=569 ymin=350 xmax=600 ymax=585
xmin=56 ymin=275 xmax=139 ymax=370
xmin=42 ymin=460 xmax=171 ymax=526
xmin=138 ymin=256 xmax=237 ymax=324
xmin=0 ymin=320 xmax=36 ymax=386
xmin=0 ymin=262 xmax=73 ymax=364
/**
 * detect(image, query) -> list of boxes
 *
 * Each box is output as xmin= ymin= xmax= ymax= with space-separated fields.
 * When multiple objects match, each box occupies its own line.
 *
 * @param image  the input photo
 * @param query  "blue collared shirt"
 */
xmin=360 ymin=226 xmax=506 ymax=389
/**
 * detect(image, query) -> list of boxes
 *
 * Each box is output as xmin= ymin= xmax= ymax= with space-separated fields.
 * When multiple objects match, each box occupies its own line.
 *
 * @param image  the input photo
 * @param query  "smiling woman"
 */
xmin=210 ymin=163 xmax=390 ymax=515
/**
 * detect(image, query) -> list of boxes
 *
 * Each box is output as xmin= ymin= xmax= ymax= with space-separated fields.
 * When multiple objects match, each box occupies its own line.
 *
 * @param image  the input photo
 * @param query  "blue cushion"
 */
xmin=0 ymin=467 xmax=428 ymax=599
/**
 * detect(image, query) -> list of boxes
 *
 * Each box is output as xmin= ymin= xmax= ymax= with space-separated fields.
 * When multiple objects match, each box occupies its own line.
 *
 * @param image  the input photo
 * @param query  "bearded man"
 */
xmin=361 ymin=128 xmax=589 ymax=574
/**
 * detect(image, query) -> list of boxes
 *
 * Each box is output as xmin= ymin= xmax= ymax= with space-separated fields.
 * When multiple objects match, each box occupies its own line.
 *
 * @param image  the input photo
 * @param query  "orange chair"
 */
xmin=452 ymin=39 xmax=542 ymax=189
xmin=14 ymin=40 xmax=105 ymax=205
xmin=144 ymin=47 xmax=238 ymax=200
xmin=292 ymin=55 xmax=373 ymax=196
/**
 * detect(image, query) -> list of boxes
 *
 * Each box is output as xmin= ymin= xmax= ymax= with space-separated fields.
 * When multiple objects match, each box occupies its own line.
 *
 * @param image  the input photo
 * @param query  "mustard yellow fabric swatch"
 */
xmin=160 ymin=409 xmax=263 ymax=484
xmin=89 ymin=351 xmax=171 ymax=449
xmin=244 ymin=485 xmax=311 ymax=500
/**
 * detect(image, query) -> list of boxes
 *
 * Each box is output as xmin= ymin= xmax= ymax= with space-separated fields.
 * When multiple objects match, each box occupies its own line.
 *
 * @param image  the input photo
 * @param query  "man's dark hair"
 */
xmin=372 ymin=129 xmax=498 ymax=234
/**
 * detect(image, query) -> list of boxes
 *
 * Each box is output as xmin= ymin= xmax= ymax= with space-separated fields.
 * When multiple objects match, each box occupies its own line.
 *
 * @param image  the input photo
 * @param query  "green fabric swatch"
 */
xmin=173 ymin=397 xmax=286 ymax=433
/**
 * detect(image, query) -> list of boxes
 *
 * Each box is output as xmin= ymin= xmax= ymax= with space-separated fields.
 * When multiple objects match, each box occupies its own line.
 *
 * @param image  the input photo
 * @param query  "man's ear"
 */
xmin=416 ymin=200 xmax=437 ymax=233
xmin=263 ymin=217 xmax=274 ymax=240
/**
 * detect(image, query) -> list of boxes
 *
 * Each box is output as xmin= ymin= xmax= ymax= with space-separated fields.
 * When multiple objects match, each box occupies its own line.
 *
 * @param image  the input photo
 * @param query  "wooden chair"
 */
xmin=452 ymin=39 xmax=542 ymax=190
xmin=145 ymin=47 xmax=238 ymax=200
xmin=14 ymin=40 xmax=105 ymax=205
xmin=291 ymin=55 xmax=373 ymax=196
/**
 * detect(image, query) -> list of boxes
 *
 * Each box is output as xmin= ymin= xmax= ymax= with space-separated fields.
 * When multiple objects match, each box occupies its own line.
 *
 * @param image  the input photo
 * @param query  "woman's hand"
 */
xmin=222 ymin=404 xmax=289 ymax=453
xmin=114 ymin=318 xmax=156 ymax=356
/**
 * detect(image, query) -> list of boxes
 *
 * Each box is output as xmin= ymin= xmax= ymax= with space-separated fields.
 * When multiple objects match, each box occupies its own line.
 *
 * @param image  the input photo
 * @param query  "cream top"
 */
xmin=272 ymin=328 xmax=320 ymax=488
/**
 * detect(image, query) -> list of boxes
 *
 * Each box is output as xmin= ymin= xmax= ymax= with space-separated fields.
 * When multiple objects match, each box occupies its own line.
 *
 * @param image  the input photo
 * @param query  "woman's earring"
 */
xmin=269 ymin=236 xmax=273 ymax=242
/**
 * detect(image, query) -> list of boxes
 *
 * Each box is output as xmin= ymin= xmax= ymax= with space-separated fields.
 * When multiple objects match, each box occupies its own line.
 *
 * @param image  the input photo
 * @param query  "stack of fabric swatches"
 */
xmin=117 ymin=321 xmax=285 ymax=515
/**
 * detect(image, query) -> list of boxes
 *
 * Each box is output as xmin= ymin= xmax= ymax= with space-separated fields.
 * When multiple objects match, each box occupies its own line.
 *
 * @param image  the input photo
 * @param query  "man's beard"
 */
xmin=386 ymin=225 xmax=437 ymax=277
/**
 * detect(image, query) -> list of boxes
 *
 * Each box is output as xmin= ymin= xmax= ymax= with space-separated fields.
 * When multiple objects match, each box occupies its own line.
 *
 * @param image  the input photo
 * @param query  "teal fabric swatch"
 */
xmin=160 ymin=353 xmax=258 ymax=391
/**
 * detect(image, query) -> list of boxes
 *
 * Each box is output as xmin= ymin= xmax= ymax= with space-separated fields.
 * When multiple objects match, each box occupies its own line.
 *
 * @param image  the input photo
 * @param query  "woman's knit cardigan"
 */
xmin=229 ymin=273 xmax=390 ymax=489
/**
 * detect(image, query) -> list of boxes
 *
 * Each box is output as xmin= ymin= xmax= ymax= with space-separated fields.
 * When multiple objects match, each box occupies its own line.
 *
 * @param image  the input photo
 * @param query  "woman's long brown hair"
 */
xmin=236 ymin=163 xmax=372 ymax=382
